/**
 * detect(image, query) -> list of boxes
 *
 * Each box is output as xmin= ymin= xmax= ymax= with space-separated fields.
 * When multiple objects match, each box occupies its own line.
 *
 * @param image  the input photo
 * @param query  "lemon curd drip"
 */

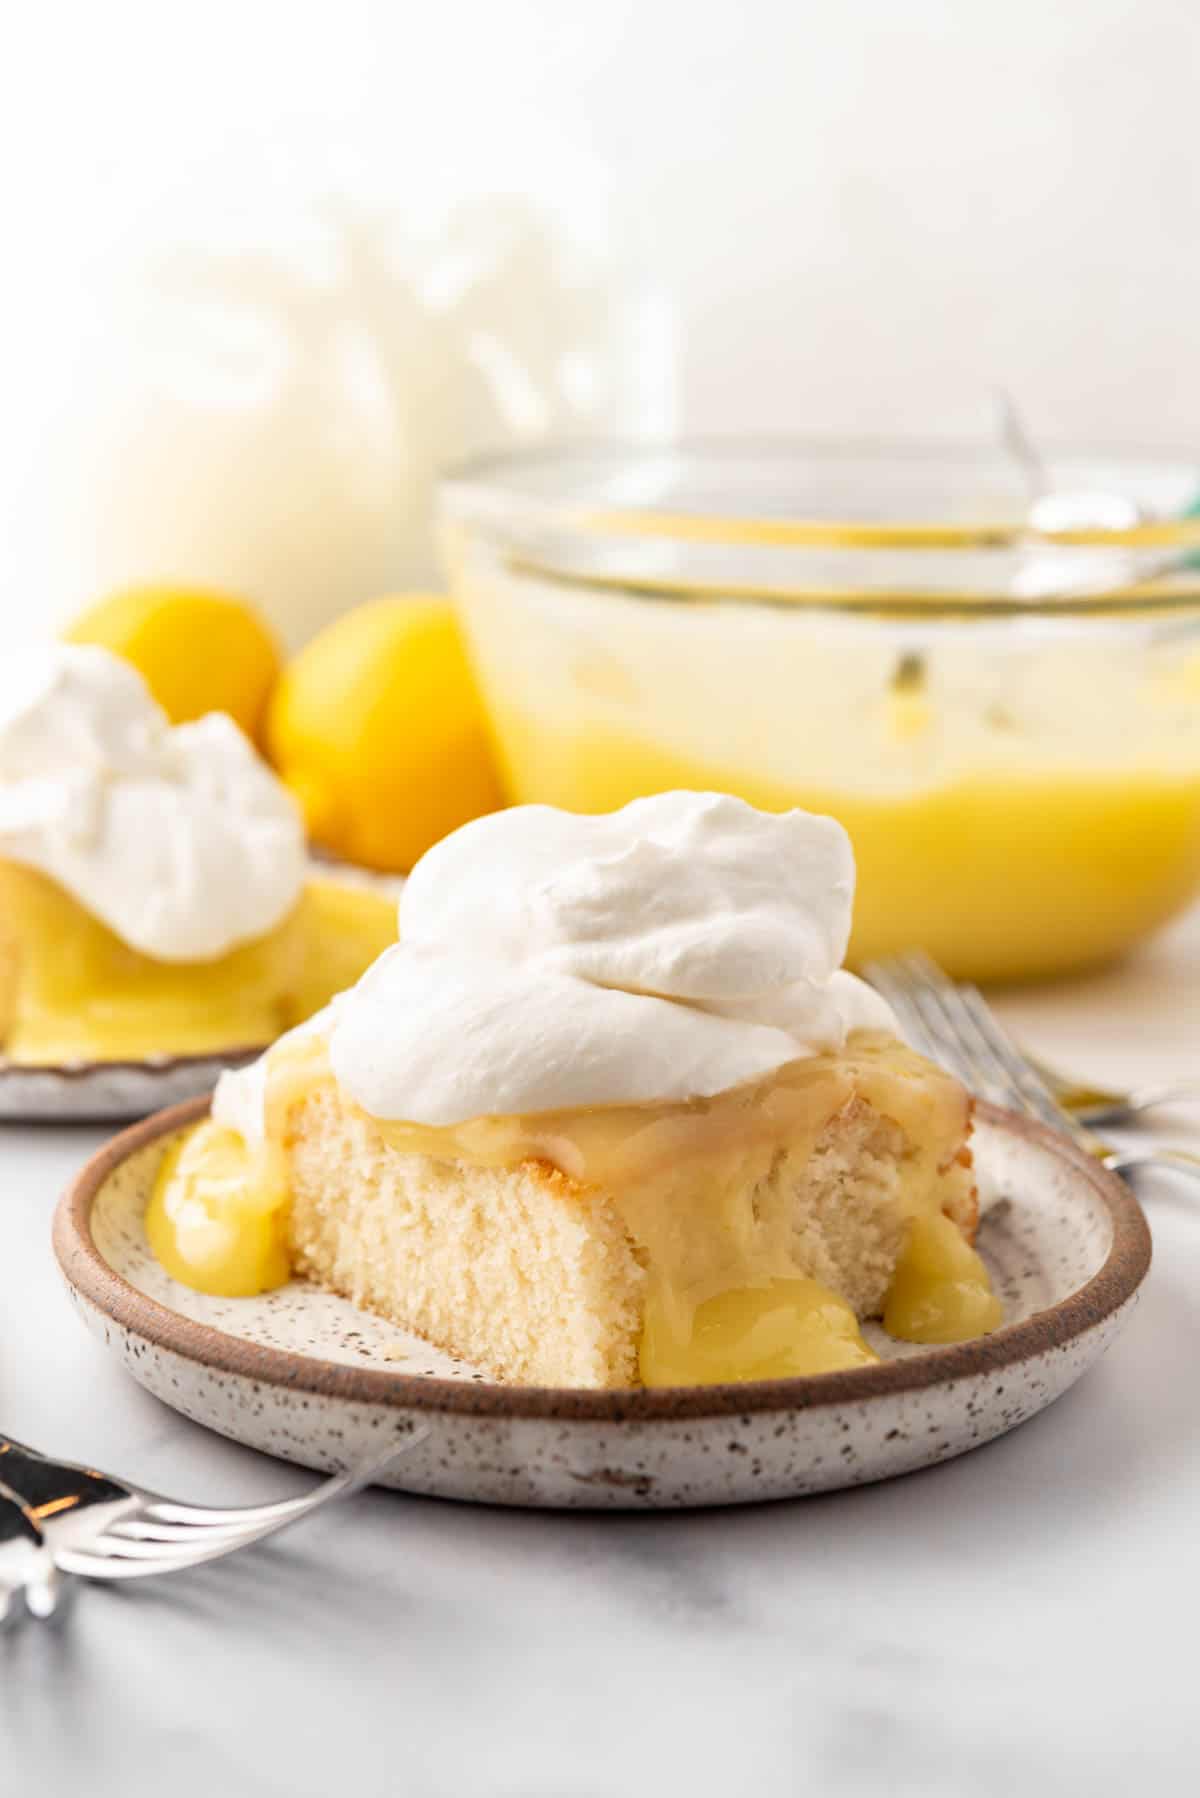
xmin=0 ymin=866 xmax=395 ymax=1064
xmin=147 ymin=1031 xmax=1001 ymax=1383
xmin=147 ymin=1125 xmax=289 ymax=1297
xmin=640 ymin=1280 xmax=878 ymax=1384
xmin=883 ymin=1212 xmax=1003 ymax=1342
xmin=284 ymin=877 xmax=398 ymax=1027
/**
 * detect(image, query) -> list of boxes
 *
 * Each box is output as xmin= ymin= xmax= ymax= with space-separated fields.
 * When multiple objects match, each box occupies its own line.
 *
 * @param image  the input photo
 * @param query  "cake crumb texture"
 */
xmin=285 ymin=1072 xmax=977 ymax=1390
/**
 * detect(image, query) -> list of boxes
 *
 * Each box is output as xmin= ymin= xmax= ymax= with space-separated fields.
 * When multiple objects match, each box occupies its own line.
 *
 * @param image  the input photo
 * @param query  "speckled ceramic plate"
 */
xmin=53 ymin=1098 xmax=1151 ymax=1509
xmin=0 ymin=1048 xmax=264 ymax=1123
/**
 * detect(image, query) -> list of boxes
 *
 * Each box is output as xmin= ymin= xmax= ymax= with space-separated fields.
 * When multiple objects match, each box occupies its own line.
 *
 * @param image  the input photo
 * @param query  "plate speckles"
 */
xmin=0 ymin=1049 xmax=262 ymax=1123
xmin=53 ymin=1099 xmax=1151 ymax=1509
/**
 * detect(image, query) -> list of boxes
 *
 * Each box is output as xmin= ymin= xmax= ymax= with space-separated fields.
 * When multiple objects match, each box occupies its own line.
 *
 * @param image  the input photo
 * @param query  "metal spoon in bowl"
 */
xmin=991 ymin=389 xmax=1177 ymax=600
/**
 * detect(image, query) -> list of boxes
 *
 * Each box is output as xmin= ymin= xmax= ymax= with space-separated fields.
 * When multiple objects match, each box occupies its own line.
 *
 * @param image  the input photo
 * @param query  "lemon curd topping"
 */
xmin=0 ymin=864 xmax=395 ymax=1064
xmin=147 ymin=1031 xmax=1001 ymax=1383
xmin=640 ymin=1280 xmax=879 ymax=1384
xmin=146 ymin=1027 xmax=334 ymax=1294
xmin=147 ymin=1123 xmax=289 ymax=1297
xmin=883 ymin=1212 xmax=1003 ymax=1342
xmin=284 ymin=877 xmax=399 ymax=1028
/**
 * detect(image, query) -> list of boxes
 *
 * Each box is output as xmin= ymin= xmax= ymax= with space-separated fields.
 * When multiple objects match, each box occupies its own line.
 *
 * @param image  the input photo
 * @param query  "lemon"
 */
xmin=65 ymin=584 xmax=281 ymax=741
xmin=266 ymin=596 xmax=504 ymax=872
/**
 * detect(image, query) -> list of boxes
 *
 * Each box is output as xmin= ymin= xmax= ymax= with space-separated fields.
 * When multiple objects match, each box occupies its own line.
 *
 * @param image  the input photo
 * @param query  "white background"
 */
xmin=4 ymin=0 xmax=1198 ymax=441
xmin=1 ymin=0 xmax=1198 ymax=636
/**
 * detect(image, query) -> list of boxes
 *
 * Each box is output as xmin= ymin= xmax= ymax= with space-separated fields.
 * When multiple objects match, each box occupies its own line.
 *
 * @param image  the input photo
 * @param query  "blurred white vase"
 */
xmin=0 ymin=128 xmax=674 ymax=648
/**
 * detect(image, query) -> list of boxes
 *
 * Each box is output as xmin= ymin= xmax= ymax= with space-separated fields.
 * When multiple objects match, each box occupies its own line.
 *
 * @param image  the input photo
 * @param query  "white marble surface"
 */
xmin=3 ymin=916 xmax=1200 ymax=1795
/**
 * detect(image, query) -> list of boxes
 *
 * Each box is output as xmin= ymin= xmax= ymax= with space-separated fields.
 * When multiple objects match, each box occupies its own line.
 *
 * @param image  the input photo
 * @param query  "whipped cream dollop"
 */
xmin=304 ymin=791 xmax=894 ymax=1127
xmin=0 ymin=646 xmax=306 ymax=961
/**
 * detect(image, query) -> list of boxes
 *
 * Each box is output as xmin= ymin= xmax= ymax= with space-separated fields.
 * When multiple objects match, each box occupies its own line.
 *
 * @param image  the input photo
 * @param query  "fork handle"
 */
xmin=0 ymin=1438 xmax=127 ymax=1512
xmin=0 ymin=1484 xmax=59 ymax=1622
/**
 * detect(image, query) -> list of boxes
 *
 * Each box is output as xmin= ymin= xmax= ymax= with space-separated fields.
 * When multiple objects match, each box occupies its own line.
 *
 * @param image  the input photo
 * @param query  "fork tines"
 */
xmin=864 ymin=951 xmax=1088 ymax=1145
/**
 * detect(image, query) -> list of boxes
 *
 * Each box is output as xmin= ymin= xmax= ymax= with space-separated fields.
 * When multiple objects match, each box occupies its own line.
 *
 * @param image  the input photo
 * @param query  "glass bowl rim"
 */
xmin=439 ymin=435 xmax=1200 ymax=618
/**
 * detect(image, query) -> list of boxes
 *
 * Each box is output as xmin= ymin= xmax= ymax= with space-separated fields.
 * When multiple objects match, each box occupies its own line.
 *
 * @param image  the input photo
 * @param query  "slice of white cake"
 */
xmin=280 ymin=1037 xmax=978 ymax=1388
xmin=148 ymin=793 xmax=999 ymax=1389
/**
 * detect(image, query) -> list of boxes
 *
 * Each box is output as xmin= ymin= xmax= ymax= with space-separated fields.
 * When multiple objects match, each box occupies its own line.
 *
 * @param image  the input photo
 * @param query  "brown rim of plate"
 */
xmin=53 ymin=1095 xmax=1152 ymax=1424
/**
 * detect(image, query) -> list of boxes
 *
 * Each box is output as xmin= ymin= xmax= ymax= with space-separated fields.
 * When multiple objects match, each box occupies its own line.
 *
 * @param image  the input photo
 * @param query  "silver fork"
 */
xmin=0 ymin=1484 xmax=58 ymax=1625
xmin=866 ymin=951 xmax=1200 ymax=1185
xmin=1032 ymin=1060 xmax=1200 ymax=1129
xmin=0 ymin=1427 xmax=423 ymax=1611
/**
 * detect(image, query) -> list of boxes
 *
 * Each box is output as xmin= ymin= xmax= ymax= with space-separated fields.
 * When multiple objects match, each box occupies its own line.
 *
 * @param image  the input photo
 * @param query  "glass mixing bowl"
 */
xmin=439 ymin=442 xmax=1200 ymax=982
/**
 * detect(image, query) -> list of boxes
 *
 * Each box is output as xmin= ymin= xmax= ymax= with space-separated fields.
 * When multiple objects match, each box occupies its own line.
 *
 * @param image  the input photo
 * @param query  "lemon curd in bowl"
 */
xmin=440 ymin=443 xmax=1200 ymax=982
